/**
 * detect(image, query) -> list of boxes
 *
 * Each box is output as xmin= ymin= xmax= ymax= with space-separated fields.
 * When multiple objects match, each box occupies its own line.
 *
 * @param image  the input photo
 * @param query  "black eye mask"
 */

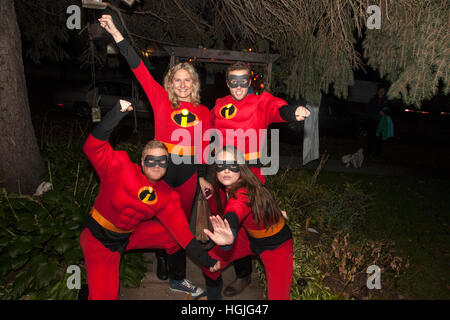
xmin=215 ymin=162 xmax=240 ymax=173
xmin=227 ymin=74 xmax=250 ymax=89
xmin=143 ymin=155 xmax=169 ymax=168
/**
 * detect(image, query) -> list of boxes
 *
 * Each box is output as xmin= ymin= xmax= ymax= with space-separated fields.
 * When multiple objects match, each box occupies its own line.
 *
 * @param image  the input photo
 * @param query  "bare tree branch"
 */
xmin=106 ymin=2 xmax=137 ymax=48
xmin=119 ymin=8 xmax=169 ymax=24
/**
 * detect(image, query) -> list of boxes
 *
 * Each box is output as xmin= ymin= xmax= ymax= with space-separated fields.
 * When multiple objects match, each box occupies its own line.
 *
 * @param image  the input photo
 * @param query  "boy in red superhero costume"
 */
xmin=208 ymin=62 xmax=309 ymax=296
xmin=80 ymin=99 xmax=218 ymax=299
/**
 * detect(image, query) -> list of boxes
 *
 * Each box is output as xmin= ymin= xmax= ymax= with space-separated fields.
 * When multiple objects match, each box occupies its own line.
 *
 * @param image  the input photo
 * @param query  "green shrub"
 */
xmin=0 ymin=143 xmax=148 ymax=300
xmin=260 ymin=167 xmax=373 ymax=299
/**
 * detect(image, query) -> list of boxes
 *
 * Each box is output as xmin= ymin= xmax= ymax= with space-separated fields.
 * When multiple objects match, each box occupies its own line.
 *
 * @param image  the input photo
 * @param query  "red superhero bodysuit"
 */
xmin=203 ymin=187 xmax=294 ymax=300
xmin=80 ymin=102 xmax=216 ymax=300
xmin=117 ymin=39 xmax=210 ymax=219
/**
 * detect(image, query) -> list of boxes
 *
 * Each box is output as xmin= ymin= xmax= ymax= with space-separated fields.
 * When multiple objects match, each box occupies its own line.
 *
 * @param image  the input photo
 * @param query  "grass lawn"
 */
xmin=308 ymin=169 xmax=450 ymax=299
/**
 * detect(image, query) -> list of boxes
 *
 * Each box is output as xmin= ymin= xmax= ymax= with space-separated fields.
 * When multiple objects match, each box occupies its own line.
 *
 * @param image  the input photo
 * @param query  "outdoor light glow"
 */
xmin=121 ymin=0 xmax=136 ymax=7
xmin=405 ymin=108 xmax=430 ymax=115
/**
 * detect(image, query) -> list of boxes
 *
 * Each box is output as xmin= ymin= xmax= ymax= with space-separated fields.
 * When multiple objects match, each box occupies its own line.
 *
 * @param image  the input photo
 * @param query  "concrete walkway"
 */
xmin=119 ymin=253 xmax=264 ymax=300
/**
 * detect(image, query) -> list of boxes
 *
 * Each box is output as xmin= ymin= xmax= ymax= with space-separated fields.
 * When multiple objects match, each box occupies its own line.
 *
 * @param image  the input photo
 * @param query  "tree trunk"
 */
xmin=0 ymin=0 xmax=45 ymax=194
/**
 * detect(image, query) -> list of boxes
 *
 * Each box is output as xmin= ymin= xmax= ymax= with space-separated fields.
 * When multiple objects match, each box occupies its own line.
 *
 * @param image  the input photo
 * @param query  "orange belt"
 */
xmin=246 ymin=219 xmax=285 ymax=239
xmin=163 ymin=142 xmax=195 ymax=156
xmin=90 ymin=207 xmax=133 ymax=234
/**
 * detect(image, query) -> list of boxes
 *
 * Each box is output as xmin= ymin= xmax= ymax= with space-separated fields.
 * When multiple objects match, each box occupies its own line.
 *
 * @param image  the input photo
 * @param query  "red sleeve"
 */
xmin=223 ymin=191 xmax=251 ymax=223
xmin=207 ymin=187 xmax=227 ymax=216
xmin=131 ymin=61 xmax=170 ymax=116
xmin=83 ymin=134 xmax=130 ymax=182
xmin=155 ymin=191 xmax=194 ymax=248
xmin=260 ymin=92 xmax=288 ymax=127
xmin=117 ymin=39 xmax=169 ymax=115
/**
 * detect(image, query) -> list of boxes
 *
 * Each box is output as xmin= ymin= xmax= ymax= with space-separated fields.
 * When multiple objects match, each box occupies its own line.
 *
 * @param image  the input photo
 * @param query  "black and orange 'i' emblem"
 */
xmin=219 ymin=104 xmax=237 ymax=119
xmin=171 ymin=108 xmax=199 ymax=127
xmin=138 ymin=186 xmax=158 ymax=205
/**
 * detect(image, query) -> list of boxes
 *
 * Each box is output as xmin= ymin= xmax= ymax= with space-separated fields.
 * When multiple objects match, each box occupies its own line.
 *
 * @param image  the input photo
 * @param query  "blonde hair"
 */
xmin=164 ymin=62 xmax=201 ymax=109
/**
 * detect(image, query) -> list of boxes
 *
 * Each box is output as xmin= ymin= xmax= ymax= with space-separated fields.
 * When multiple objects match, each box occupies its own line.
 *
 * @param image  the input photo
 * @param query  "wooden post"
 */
xmin=170 ymin=55 xmax=176 ymax=68
xmin=267 ymin=62 xmax=273 ymax=92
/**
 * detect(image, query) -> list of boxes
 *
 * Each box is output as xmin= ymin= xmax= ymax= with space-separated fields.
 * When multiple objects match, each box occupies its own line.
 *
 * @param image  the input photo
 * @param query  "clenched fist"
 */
xmin=98 ymin=15 xmax=124 ymax=43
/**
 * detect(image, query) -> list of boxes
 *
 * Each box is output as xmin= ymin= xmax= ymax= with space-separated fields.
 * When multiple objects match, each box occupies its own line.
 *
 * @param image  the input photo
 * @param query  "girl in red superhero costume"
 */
xmin=99 ymin=15 xmax=212 ymax=295
xmin=201 ymin=145 xmax=293 ymax=300
xmin=80 ymin=99 xmax=219 ymax=299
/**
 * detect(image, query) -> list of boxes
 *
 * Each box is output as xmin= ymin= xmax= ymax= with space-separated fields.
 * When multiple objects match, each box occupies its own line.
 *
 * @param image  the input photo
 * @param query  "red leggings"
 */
xmin=80 ymin=219 xmax=181 ymax=300
xmin=202 ymin=228 xmax=294 ymax=300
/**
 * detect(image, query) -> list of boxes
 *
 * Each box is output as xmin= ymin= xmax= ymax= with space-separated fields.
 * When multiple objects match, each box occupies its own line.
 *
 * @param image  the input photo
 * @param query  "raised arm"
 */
xmin=204 ymin=192 xmax=250 ymax=249
xmin=203 ymin=214 xmax=236 ymax=246
xmin=83 ymin=100 xmax=133 ymax=181
xmin=260 ymin=92 xmax=310 ymax=125
xmin=98 ymin=15 xmax=169 ymax=112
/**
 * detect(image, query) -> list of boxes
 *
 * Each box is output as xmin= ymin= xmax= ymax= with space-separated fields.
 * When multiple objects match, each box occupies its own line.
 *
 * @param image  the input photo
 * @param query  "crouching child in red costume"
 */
xmin=201 ymin=145 xmax=293 ymax=300
xmin=80 ymin=99 xmax=219 ymax=300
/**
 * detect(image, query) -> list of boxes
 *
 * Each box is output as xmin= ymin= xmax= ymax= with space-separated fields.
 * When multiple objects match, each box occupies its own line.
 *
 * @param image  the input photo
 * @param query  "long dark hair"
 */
xmin=211 ymin=146 xmax=283 ymax=230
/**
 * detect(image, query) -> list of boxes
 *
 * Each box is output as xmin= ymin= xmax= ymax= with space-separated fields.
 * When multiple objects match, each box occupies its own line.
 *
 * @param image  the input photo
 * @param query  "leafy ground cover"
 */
xmin=261 ymin=165 xmax=450 ymax=300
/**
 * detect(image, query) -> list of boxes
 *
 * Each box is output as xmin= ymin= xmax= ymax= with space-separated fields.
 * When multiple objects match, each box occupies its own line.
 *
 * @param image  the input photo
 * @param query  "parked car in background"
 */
xmin=52 ymin=79 xmax=152 ymax=119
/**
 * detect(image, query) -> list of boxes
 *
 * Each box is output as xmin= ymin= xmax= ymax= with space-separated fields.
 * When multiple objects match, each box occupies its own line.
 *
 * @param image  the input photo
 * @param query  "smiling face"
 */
xmin=227 ymin=69 xmax=251 ymax=101
xmin=171 ymin=68 xmax=193 ymax=102
xmin=141 ymin=147 xmax=169 ymax=183
xmin=215 ymin=150 xmax=241 ymax=187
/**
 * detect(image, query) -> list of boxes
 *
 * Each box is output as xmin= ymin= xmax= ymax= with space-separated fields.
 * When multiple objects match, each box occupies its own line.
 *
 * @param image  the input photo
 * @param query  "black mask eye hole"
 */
xmin=227 ymin=75 xmax=250 ymax=88
xmin=144 ymin=155 xmax=169 ymax=168
xmin=215 ymin=162 xmax=240 ymax=172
